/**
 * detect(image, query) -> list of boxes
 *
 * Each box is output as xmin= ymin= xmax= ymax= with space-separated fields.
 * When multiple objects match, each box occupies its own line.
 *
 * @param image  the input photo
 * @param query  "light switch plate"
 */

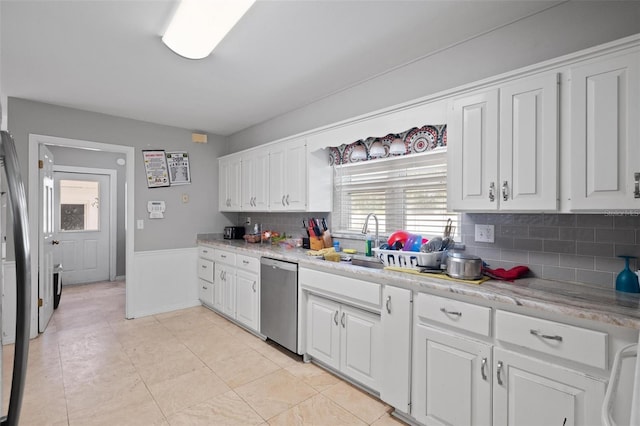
xmin=475 ymin=224 xmax=495 ymax=243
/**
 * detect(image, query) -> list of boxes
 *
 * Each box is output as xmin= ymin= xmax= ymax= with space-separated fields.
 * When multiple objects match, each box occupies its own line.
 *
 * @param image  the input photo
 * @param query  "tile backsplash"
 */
xmin=232 ymin=211 xmax=640 ymax=289
xmin=462 ymin=213 xmax=640 ymax=289
xmin=232 ymin=212 xmax=331 ymax=239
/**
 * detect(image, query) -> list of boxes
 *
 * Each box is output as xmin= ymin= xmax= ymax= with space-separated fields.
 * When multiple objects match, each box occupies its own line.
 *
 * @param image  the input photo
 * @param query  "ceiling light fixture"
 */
xmin=162 ymin=0 xmax=256 ymax=60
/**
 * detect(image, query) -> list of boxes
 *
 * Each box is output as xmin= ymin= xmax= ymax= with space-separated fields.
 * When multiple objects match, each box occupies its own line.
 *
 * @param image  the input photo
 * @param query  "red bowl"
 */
xmin=387 ymin=230 xmax=410 ymax=247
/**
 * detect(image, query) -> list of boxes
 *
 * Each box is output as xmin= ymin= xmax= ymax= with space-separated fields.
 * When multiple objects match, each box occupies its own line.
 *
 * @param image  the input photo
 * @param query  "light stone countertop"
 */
xmin=198 ymin=236 xmax=640 ymax=330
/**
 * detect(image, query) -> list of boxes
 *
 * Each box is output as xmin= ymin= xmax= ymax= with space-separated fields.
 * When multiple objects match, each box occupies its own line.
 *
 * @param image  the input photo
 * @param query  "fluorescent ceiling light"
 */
xmin=162 ymin=0 xmax=256 ymax=60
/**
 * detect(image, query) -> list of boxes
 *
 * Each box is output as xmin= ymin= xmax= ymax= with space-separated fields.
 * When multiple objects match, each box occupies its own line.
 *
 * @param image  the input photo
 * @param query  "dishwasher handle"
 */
xmin=260 ymin=257 xmax=298 ymax=272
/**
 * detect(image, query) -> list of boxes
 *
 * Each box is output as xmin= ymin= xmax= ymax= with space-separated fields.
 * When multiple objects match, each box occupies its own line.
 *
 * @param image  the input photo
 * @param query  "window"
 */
xmin=59 ymin=180 xmax=100 ymax=231
xmin=333 ymin=149 xmax=457 ymax=239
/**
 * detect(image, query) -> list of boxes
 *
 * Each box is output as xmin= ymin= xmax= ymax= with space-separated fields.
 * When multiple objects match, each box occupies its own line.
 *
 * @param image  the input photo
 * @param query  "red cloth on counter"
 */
xmin=483 ymin=265 xmax=529 ymax=282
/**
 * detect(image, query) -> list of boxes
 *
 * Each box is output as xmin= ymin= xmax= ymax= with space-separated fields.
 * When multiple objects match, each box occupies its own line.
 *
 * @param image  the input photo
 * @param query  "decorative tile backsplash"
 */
xmin=231 ymin=212 xmax=331 ymax=239
xmin=232 ymin=212 xmax=640 ymax=289
xmin=462 ymin=213 xmax=640 ymax=289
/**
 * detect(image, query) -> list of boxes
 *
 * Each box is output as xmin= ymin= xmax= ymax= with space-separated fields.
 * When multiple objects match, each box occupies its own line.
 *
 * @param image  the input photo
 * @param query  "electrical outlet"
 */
xmin=137 ymin=219 xmax=144 ymax=230
xmin=475 ymin=224 xmax=495 ymax=243
xmin=181 ymin=193 xmax=189 ymax=203
xmin=246 ymin=217 xmax=251 ymax=225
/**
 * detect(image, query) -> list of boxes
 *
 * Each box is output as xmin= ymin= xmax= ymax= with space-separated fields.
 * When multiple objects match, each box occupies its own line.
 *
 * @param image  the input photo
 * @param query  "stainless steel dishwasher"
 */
xmin=260 ymin=257 xmax=298 ymax=354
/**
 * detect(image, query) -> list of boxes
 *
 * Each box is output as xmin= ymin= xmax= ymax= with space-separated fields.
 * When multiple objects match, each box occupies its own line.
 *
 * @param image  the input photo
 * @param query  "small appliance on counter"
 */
xmin=223 ymin=226 xmax=245 ymax=240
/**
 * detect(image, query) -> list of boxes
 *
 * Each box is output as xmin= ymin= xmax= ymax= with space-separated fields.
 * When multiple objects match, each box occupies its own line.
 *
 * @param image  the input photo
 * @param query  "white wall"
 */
xmin=229 ymin=1 xmax=640 ymax=151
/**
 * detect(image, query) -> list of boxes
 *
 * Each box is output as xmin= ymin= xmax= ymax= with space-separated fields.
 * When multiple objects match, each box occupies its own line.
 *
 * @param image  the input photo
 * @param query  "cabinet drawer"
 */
xmin=197 ymin=258 xmax=215 ymax=282
xmin=198 ymin=245 xmax=215 ymax=261
xmin=415 ymin=293 xmax=491 ymax=337
xmin=214 ymin=249 xmax=236 ymax=265
xmin=495 ymin=310 xmax=608 ymax=369
xmin=237 ymin=254 xmax=259 ymax=273
xmin=300 ymin=268 xmax=381 ymax=307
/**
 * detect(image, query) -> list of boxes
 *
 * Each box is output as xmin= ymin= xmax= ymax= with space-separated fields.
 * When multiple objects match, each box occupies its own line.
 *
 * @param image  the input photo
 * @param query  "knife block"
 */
xmin=310 ymin=237 xmax=324 ymax=250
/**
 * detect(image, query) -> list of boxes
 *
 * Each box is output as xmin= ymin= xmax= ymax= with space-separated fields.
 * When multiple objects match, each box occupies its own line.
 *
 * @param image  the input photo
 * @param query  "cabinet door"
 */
xmin=241 ymin=150 xmax=270 ymax=211
xmin=283 ymin=141 xmax=307 ymax=210
xmin=306 ymin=294 xmax=340 ymax=370
xmin=269 ymin=147 xmax=286 ymax=211
xmin=219 ymin=156 xmax=241 ymax=211
xmin=447 ymin=89 xmax=499 ymax=211
xmin=570 ymin=51 xmax=640 ymax=210
xmin=340 ymin=304 xmax=381 ymax=391
xmin=412 ymin=324 xmax=492 ymax=426
xmin=212 ymin=273 xmax=224 ymax=312
xmin=235 ymin=270 xmax=259 ymax=331
xmin=380 ymin=286 xmax=412 ymax=413
xmin=198 ymin=278 xmax=214 ymax=307
xmin=219 ymin=265 xmax=236 ymax=318
xmin=493 ymin=347 xmax=606 ymax=426
xmin=500 ymin=73 xmax=559 ymax=210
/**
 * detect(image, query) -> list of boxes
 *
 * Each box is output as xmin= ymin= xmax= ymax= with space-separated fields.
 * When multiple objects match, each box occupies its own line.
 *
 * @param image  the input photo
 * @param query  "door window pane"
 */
xmin=59 ymin=180 xmax=99 ymax=231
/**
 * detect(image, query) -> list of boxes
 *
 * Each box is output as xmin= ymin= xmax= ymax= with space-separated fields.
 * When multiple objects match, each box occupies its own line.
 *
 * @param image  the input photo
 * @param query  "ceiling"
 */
xmin=1 ymin=0 xmax=564 ymax=137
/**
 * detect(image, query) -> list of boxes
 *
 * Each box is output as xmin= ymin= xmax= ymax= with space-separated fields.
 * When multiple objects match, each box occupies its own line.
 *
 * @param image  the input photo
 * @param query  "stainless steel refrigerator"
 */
xmin=0 ymin=130 xmax=31 ymax=425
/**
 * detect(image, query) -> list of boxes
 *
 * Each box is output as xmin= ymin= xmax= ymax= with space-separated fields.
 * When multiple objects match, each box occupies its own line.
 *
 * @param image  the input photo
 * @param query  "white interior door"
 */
xmin=54 ymin=172 xmax=110 ymax=285
xmin=38 ymin=145 xmax=54 ymax=332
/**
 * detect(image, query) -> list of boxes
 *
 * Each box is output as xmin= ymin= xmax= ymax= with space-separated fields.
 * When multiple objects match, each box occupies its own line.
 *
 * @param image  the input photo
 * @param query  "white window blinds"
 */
xmin=333 ymin=148 xmax=457 ymax=238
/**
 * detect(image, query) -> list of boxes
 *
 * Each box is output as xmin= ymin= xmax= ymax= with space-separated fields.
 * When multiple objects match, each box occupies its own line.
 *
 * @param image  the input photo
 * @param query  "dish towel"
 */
xmin=384 ymin=266 xmax=490 ymax=285
xmin=482 ymin=265 xmax=529 ymax=282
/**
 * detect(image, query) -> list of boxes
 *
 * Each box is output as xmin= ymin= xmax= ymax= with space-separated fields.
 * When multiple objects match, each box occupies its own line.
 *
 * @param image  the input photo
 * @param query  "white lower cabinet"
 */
xmin=306 ymin=293 xmax=381 ymax=391
xmin=235 ymin=269 xmax=259 ymax=331
xmin=493 ymin=348 xmax=606 ymax=426
xmin=412 ymin=324 xmax=492 ymax=426
xmin=411 ymin=292 xmax=610 ymax=426
xmin=219 ymin=263 xmax=236 ymax=318
xmin=202 ymin=247 xmax=260 ymax=333
xmin=197 ymin=246 xmax=215 ymax=308
xmin=380 ymin=285 xmax=412 ymax=413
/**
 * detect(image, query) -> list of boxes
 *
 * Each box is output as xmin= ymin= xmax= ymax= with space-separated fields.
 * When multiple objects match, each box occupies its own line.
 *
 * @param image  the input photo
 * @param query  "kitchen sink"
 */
xmin=350 ymin=254 xmax=384 ymax=269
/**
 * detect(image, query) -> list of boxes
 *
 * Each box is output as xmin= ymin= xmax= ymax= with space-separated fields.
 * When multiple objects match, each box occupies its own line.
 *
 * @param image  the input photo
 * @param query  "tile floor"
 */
xmin=2 ymin=281 xmax=405 ymax=425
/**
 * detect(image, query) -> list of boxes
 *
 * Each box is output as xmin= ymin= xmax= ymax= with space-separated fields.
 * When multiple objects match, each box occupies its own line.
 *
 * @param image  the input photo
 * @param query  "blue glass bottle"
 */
xmin=615 ymin=255 xmax=640 ymax=293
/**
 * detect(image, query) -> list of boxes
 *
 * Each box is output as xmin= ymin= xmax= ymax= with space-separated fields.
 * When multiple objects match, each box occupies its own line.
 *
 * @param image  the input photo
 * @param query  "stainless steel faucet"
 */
xmin=362 ymin=213 xmax=379 ymax=248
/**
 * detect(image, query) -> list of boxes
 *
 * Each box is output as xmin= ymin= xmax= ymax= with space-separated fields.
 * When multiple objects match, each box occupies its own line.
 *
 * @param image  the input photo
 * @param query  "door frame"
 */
xmin=53 ymin=166 xmax=118 ymax=282
xmin=28 ymin=134 xmax=135 ymax=339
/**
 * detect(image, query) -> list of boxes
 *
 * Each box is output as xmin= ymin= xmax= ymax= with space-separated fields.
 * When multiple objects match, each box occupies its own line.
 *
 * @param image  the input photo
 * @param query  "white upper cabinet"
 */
xmin=500 ymin=73 xmax=559 ymax=210
xmin=569 ymin=50 xmax=640 ymax=210
xmin=448 ymin=89 xmax=499 ymax=211
xmin=241 ymin=148 xmax=269 ymax=211
xmin=269 ymin=139 xmax=307 ymax=211
xmin=448 ymin=73 xmax=559 ymax=212
xmin=219 ymin=156 xmax=241 ymax=211
xmin=218 ymin=138 xmax=331 ymax=212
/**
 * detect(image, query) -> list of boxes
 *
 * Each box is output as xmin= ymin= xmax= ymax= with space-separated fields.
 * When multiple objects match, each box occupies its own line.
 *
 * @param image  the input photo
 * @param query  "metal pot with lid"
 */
xmin=446 ymin=251 xmax=483 ymax=280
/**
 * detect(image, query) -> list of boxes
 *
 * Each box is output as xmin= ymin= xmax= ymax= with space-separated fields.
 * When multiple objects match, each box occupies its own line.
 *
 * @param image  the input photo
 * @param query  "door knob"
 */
xmin=52 ymin=240 xmax=60 ymax=245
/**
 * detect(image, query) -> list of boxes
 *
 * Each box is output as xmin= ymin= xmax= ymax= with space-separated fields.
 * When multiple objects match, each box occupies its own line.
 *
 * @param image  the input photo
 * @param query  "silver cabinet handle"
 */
xmin=219 ymin=271 xmax=224 ymax=280
xmin=502 ymin=181 xmax=509 ymax=201
xmin=202 ymin=249 xmax=208 ymax=254
xmin=282 ymin=195 xmax=286 ymax=206
xmin=481 ymin=357 xmax=487 ymax=381
xmin=530 ymin=329 xmax=563 ymax=342
xmin=242 ymin=260 xmax=249 ymax=265
xmin=635 ymin=173 xmax=640 ymax=198
xmin=286 ymin=194 xmax=290 ymax=205
xmin=341 ymin=312 xmax=346 ymax=328
xmin=201 ymin=264 xmax=207 ymax=269
xmin=385 ymin=295 xmax=391 ymax=314
xmin=440 ymin=308 xmax=462 ymax=317
xmin=221 ymin=254 xmax=226 ymax=258
xmin=334 ymin=311 xmax=339 ymax=325
xmin=489 ymin=182 xmax=495 ymax=202
xmin=252 ymin=281 xmax=256 ymax=292
xmin=202 ymin=286 xmax=207 ymax=290
xmin=497 ymin=361 xmax=504 ymax=385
